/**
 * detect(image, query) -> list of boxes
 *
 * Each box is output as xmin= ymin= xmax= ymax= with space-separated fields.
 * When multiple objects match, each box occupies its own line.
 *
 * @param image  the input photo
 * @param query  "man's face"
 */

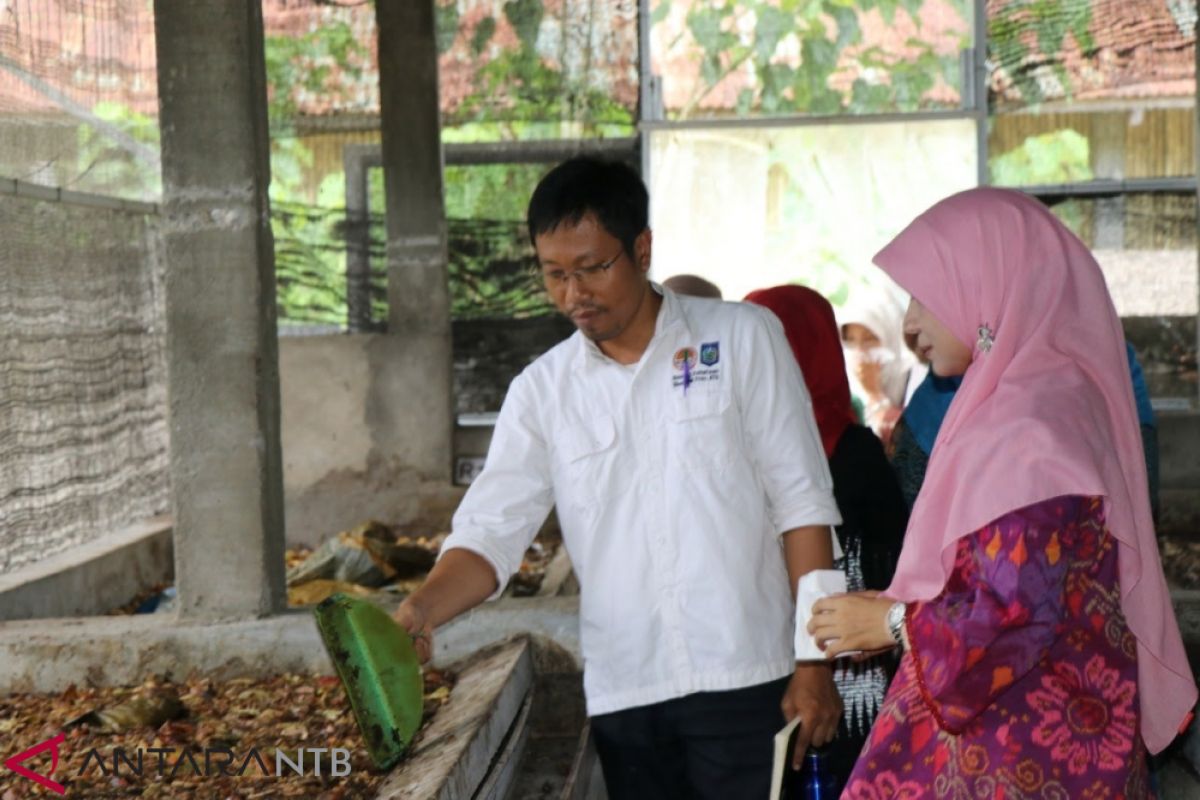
xmin=534 ymin=213 xmax=652 ymax=342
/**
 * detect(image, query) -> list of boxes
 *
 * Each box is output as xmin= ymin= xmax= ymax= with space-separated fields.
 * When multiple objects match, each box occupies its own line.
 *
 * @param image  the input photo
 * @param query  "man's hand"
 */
xmin=387 ymin=548 xmax=499 ymax=665
xmin=781 ymin=663 xmax=843 ymax=769
xmin=392 ymin=598 xmax=435 ymax=663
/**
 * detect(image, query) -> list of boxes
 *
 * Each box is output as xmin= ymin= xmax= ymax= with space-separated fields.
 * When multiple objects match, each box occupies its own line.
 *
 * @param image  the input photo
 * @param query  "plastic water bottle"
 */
xmin=798 ymin=747 xmax=838 ymax=799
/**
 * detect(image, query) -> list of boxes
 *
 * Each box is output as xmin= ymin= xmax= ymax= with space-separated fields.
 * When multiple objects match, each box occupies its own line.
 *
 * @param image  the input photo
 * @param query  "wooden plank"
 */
xmin=374 ymin=637 xmax=533 ymax=800
xmin=473 ymin=691 xmax=535 ymax=800
xmin=561 ymin=721 xmax=608 ymax=800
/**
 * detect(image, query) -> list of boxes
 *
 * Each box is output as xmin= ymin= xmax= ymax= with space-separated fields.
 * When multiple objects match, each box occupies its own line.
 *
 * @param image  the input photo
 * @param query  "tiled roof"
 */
xmin=988 ymin=0 xmax=1195 ymax=105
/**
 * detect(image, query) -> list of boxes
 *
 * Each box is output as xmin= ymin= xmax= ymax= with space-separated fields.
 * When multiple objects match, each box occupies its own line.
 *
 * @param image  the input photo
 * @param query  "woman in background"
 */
xmin=839 ymin=291 xmax=925 ymax=446
xmin=745 ymin=285 xmax=909 ymax=793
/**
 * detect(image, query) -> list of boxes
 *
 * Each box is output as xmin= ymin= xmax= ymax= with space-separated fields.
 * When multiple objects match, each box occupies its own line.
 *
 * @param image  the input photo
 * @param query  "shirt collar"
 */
xmin=571 ymin=283 xmax=694 ymax=374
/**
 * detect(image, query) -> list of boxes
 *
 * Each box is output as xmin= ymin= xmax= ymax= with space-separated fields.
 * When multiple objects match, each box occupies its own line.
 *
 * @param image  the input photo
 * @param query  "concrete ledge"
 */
xmin=1160 ymin=411 xmax=1200 ymax=491
xmin=0 ymin=515 xmax=173 ymax=621
xmin=0 ymin=597 xmax=580 ymax=694
xmin=432 ymin=596 xmax=581 ymax=671
xmin=1172 ymin=589 xmax=1200 ymax=643
xmin=0 ymin=609 xmax=333 ymax=692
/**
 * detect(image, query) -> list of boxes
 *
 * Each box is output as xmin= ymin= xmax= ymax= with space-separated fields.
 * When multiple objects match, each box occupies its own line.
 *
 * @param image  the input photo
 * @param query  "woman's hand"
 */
xmin=808 ymin=591 xmax=897 ymax=658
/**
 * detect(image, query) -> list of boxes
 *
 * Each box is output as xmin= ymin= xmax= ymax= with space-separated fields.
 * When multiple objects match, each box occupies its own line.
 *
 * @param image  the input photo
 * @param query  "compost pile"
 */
xmin=283 ymin=520 xmax=560 ymax=606
xmin=109 ymin=520 xmax=561 ymax=617
xmin=1161 ymin=533 xmax=1200 ymax=590
xmin=0 ymin=668 xmax=453 ymax=799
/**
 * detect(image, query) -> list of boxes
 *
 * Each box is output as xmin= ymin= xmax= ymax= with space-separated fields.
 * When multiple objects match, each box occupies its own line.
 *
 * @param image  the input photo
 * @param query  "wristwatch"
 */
xmin=886 ymin=601 xmax=907 ymax=648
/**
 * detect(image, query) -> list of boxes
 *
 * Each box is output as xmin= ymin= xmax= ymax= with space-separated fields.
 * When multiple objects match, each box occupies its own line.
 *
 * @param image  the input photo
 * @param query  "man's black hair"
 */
xmin=526 ymin=156 xmax=649 ymax=259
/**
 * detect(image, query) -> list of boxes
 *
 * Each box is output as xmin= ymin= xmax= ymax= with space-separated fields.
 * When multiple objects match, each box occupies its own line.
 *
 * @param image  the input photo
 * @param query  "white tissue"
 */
xmin=794 ymin=569 xmax=848 ymax=661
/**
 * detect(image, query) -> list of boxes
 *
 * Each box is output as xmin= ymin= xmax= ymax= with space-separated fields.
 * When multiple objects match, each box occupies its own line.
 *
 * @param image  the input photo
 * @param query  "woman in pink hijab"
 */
xmin=808 ymin=188 xmax=1195 ymax=797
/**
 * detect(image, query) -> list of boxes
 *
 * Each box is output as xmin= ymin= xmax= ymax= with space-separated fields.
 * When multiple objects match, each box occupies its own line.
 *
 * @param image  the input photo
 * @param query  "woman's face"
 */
xmin=841 ymin=323 xmax=882 ymax=351
xmin=903 ymin=298 xmax=972 ymax=376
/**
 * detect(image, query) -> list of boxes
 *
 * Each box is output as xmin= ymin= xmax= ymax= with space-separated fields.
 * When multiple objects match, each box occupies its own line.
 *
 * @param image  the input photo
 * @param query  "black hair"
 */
xmin=526 ymin=156 xmax=649 ymax=260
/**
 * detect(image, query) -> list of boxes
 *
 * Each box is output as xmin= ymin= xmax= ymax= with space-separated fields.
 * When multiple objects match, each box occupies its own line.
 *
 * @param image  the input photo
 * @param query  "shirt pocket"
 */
xmin=671 ymin=387 xmax=740 ymax=471
xmin=557 ymin=413 xmax=617 ymax=512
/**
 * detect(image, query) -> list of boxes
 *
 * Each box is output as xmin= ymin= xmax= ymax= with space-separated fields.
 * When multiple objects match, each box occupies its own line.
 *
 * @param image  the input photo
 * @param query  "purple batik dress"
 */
xmin=844 ymin=495 xmax=1150 ymax=799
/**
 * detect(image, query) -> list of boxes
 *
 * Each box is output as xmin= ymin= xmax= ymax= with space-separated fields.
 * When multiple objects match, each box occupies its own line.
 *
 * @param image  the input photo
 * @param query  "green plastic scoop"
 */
xmin=314 ymin=593 xmax=424 ymax=769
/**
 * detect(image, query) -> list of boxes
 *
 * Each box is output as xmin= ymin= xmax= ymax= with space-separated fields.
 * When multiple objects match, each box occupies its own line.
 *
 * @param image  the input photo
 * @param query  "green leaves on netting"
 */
xmin=667 ymin=0 xmax=970 ymax=118
xmin=504 ymin=0 xmax=545 ymax=50
xmin=651 ymin=0 xmax=672 ymax=26
xmin=989 ymin=128 xmax=1093 ymax=186
xmin=471 ymin=16 xmax=498 ymax=57
xmin=75 ymin=101 xmax=161 ymax=200
xmin=442 ymin=220 xmax=556 ymax=320
xmin=687 ymin=4 xmax=738 ymax=55
xmin=988 ymin=0 xmax=1094 ymax=105
xmin=438 ymin=0 xmax=636 ymax=129
xmin=271 ymin=198 xmax=555 ymax=328
xmin=264 ymin=21 xmax=368 ymax=134
xmin=453 ymin=47 xmax=633 ymax=129
xmin=272 ymin=200 xmax=357 ymax=328
xmin=435 ymin=1 xmax=461 ymax=54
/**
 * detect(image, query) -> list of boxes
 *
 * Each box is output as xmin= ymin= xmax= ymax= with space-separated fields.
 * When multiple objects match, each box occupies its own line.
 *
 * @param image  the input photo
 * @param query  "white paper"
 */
xmin=769 ymin=715 xmax=802 ymax=800
xmin=794 ymin=569 xmax=847 ymax=661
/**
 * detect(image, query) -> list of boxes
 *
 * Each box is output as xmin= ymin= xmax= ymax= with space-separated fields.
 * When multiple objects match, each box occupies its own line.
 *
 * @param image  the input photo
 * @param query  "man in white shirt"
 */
xmin=394 ymin=157 xmax=843 ymax=798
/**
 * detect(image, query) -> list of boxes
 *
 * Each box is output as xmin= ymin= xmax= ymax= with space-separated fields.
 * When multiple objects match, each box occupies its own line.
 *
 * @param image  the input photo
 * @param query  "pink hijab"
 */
xmin=876 ymin=187 xmax=1195 ymax=754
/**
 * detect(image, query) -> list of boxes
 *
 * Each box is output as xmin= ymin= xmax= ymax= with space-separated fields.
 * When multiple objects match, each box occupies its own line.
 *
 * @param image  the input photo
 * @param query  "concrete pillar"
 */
xmin=153 ymin=1 xmax=286 ymax=618
xmin=374 ymin=0 xmax=454 ymax=481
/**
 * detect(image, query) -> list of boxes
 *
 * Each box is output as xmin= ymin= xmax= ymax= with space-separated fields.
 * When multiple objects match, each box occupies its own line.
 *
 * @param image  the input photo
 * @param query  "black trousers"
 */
xmin=589 ymin=677 xmax=790 ymax=800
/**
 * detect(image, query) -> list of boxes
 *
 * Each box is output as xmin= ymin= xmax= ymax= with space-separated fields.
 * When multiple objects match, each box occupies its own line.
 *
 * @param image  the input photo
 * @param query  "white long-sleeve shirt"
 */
xmin=442 ymin=287 xmax=842 ymax=715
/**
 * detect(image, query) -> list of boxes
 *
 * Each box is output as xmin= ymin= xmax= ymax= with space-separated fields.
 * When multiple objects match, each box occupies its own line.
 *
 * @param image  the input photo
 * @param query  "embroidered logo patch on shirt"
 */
xmin=672 ymin=347 xmax=698 ymax=371
xmin=700 ymin=341 xmax=719 ymax=366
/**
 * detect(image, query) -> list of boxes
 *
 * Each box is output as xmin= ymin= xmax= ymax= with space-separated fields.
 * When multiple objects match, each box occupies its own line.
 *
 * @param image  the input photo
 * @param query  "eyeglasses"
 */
xmin=540 ymin=251 xmax=621 ymax=291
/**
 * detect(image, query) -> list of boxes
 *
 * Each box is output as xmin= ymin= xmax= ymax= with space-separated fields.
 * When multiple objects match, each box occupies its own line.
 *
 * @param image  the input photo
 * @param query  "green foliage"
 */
xmin=443 ymin=163 xmax=546 ymax=222
xmin=263 ymin=21 xmax=367 ymax=133
xmin=988 ymin=0 xmax=1093 ymax=104
xmin=441 ymin=0 xmax=634 ymax=132
xmin=369 ymin=166 xmax=555 ymax=322
xmin=264 ymin=24 xmax=368 ymax=326
xmin=273 ymin=200 xmax=351 ymax=327
xmin=264 ymin=4 xmax=623 ymax=325
xmin=989 ymin=128 xmax=1092 ymax=185
xmin=504 ymin=0 xmax=545 ymax=49
xmin=435 ymin=2 xmax=461 ymax=54
xmin=990 ymin=129 xmax=1093 ymax=233
xmin=452 ymin=47 xmax=633 ymax=131
xmin=471 ymin=16 xmax=498 ymax=56
xmin=668 ymin=0 xmax=969 ymax=118
xmin=76 ymin=101 xmax=161 ymax=198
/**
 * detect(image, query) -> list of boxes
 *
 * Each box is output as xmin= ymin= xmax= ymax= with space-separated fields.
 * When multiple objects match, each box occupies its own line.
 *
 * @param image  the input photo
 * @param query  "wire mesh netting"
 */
xmin=986 ymin=0 xmax=1196 ymax=182
xmin=0 ymin=0 xmax=161 ymax=201
xmin=263 ymin=1 xmax=628 ymax=330
xmin=987 ymin=0 xmax=1196 ymax=109
xmin=0 ymin=194 xmax=170 ymax=572
xmin=273 ymin=199 xmax=554 ymax=331
xmin=435 ymin=0 xmax=639 ymax=130
xmin=649 ymin=0 xmax=972 ymax=119
xmin=0 ymin=1 xmax=168 ymax=571
xmin=1040 ymin=192 xmax=1198 ymax=399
